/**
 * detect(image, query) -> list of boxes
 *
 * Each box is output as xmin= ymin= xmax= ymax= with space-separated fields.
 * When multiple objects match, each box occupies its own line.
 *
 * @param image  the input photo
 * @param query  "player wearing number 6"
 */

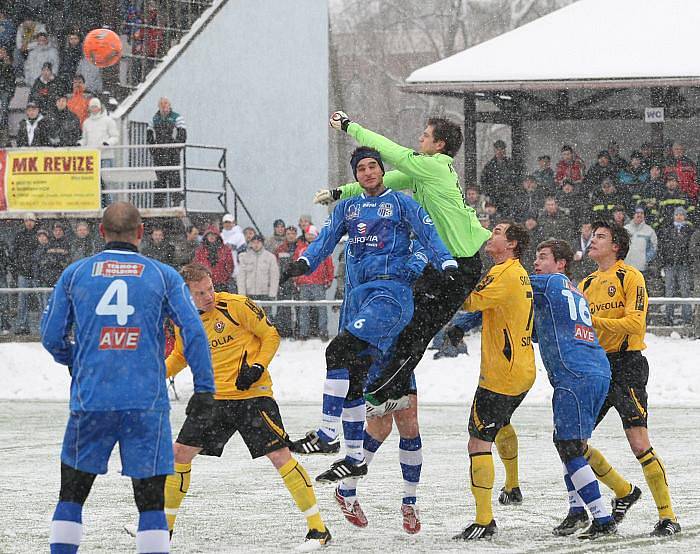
xmin=41 ymin=202 xmax=215 ymax=554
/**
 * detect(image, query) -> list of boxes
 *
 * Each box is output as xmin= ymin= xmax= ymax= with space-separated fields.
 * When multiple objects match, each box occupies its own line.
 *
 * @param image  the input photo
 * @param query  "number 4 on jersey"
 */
xmin=96 ymin=279 xmax=135 ymax=325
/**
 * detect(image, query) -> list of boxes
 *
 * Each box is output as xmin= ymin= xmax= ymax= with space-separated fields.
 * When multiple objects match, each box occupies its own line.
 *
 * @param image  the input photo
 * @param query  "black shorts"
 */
xmin=595 ymin=351 xmax=649 ymax=429
xmin=176 ymin=396 xmax=290 ymax=459
xmin=468 ymin=387 xmax=527 ymax=442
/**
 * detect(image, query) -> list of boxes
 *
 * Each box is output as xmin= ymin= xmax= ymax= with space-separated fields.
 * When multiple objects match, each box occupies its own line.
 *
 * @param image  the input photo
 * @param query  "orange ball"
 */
xmin=83 ymin=28 xmax=123 ymax=68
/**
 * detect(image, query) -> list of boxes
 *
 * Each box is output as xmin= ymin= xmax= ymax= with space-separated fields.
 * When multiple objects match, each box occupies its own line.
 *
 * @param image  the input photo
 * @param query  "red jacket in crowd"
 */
xmin=194 ymin=226 xmax=234 ymax=288
xmin=664 ymin=157 xmax=698 ymax=202
xmin=293 ymin=240 xmax=334 ymax=287
xmin=555 ymin=156 xmax=585 ymax=186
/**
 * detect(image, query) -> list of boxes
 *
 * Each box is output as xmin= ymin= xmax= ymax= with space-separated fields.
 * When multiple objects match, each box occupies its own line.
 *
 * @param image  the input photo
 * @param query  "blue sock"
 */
xmin=50 ymin=501 xmax=82 ymax=554
xmin=399 ymin=435 xmax=422 ymax=505
xmin=136 ymin=510 xmax=169 ymax=554
xmin=342 ymin=397 xmax=365 ymax=463
xmin=566 ymin=457 xmax=613 ymax=523
xmin=318 ymin=368 xmax=350 ymax=442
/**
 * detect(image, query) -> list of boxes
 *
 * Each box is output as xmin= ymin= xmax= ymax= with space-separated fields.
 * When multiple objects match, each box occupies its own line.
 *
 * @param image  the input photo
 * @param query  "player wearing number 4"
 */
xmin=41 ymin=202 xmax=216 ymax=554
xmin=448 ymin=222 xmax=536 ymax=541
xmin=153 ymin=263 xmax=331 ymax=551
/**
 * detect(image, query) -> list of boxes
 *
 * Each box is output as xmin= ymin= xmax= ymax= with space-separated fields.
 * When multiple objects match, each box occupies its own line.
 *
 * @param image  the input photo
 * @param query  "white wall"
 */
xmin=125 ymin=0 xmax=329 ymax=232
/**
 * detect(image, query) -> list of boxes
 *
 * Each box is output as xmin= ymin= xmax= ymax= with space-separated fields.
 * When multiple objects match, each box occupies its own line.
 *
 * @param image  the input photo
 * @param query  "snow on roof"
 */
xmin=405 ymin=0 xmax=700 ymax=91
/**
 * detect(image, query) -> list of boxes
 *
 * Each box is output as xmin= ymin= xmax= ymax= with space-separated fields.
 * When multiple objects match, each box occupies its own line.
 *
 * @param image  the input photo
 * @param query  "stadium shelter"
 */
xmin=400 ymin=0 xmax=700 ymax=183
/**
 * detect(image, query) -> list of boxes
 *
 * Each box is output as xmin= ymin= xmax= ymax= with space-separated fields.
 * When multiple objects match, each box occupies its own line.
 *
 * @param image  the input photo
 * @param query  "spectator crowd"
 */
xmin=0 ymin=212 xmax=337 ymax=339
xmin=476 ymin=138 xmax=700 ymax=327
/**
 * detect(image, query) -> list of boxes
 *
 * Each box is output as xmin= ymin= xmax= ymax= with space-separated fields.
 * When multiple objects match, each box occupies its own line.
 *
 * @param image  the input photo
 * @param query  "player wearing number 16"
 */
xmin=41 ymin=202 xmax=215 ymax=554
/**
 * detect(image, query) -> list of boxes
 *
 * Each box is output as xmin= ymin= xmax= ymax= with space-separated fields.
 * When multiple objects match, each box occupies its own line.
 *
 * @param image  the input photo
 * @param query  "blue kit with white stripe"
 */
xmin=530 ymin=273 xmax=611 ymax=440
xmin=301 ymin=190 xmax=455 ymax=353
xmin=41 ymin=243 xmax=215 ymax=477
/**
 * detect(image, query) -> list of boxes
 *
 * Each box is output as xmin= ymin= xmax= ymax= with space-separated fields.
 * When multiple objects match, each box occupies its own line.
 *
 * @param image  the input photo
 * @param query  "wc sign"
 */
xmin=644 ymin=107 xmax=664 ymax=123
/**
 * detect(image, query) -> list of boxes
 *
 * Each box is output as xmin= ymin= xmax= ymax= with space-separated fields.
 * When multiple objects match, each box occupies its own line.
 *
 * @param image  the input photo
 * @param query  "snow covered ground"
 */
xmin=3 ymin=334 xmax=699 ymax=406
xmin=0 ymin=335 xmax=698 ymax=551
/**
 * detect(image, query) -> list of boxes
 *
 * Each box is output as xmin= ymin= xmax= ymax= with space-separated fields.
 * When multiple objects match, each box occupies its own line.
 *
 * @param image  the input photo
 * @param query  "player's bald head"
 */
xmin=100 ymin=202 xmax=143 ymax=243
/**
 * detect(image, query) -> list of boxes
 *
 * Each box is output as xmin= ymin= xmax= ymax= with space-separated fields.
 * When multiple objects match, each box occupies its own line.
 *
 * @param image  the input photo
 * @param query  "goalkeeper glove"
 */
xmin=236 ymin=353 xmax=265 ymax=391
xmin=185 ymin=391 xmax=216 ymax=417
xmin=281 ymin=259 xmax=310 ymax=283
xmin=443 ymin=265 xmax=460 ymax=284
xmin=329 ymin=111 xmax=351 ymax=132
xmin=313 ymin=188 xmax=341 ymax=205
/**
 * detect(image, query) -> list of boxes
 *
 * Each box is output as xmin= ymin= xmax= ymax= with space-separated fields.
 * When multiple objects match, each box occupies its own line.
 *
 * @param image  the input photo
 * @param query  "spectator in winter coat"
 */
xmin=265 ymin=219 xmax=286 ymax=254
xmin=58 ymin=31 xmax=82 ymax=90
xmin=29 ymin=61 xmax=62 ymax=115
xmin=618 ymin=151 xmax=650 ymax=206
xmin=14 ymin=16 xmax=47 ymax=77
xmin=293 ymin=226 xmax=334 ymax=340
xmin=274 ymin=225 xmax=300 ymax=337
xmin=624 ymin=207 xmax=657 ymax=274
xmin=480 ymin=139 xmax=519 ymax=214
xmin=538 ymin=196 xmax=573 ymax=240
xmin=12 ymin=213 xmax=39 ymax=334
xmin=658 ymin=207 xmax=694 ymax=325
xmin=237 ymin=234 xmax=279 ymax=301
xmin=465 ymin=185 xmax=487 ymax=217
xmin=67 ymin=74 xmax=91 ymax=126
xmin=0 ymin=235 xmax=11 ymax=334
xmin=590 ymin=177 xmax=630 ymax=220
xmin=657 ymin=173 xmax=696 ymax=228
xmin=44 ymin=223 xmax=72 ymax=287
xmin=521 ymin=213 xmax=544 ymax=274
xmin=220 ymin=213 xmax=246 ymax=253
xmin=69 ymin=221 xmax=99 ymax=261
xmin=639 ymin=164 xmax=666 ymax=228
xmin=32 ymin=229 xmax=51 ymax=312
xmin=570 ymin=222 xmax=597 ymax=283
xmin=194 ymin=226 xmax=234 ymax=292
xmin=583 ymin=151 xmax=617 ymax=197
xmin=48 ymin=93 xmax=81 ymax=146
xmin=556 ymin=178 xmax=588 ymax=228
xmin=0 ymin=46 xmax=15 ymax=146
xmin=606 ymin=140 xmax=627 ymax=173
xmin=79 ymin=97 xmax=119 ymax=160
xmin=24 ymin=32 xmax=59 ymax=85
xmin=0 ymin=10 xmax=16 ymax=54
xmin=146 ymin=97 xmax=186 ymax=207
xmin=554 ymin=144 xmax=585 ymax=188
xmin=174 ymin=224 xmax=200 ymax=267
xmin=16 ymin=101 xmax=51 ymax=147
xmin=140 ymin=227 xmax=176 ymax=267
xmin=532 ymin=154 xmax=556 ymax=195
xmin=664 ymin=142 xmax=698 ymax=202
xmin=511 ymin=175 xmax=544 ymax=221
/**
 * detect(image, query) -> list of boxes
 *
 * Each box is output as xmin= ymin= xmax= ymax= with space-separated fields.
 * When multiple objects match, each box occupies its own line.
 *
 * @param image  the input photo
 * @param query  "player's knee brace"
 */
xmin=325 ymin=332 xmax=369 ymax=369
xmin=59 ymin=462 xmax=97 ymax=505
xmin=554 ymin=439 xmax=586 ymax=463
xmin=132 ymin=475 xmax=167 ymax=512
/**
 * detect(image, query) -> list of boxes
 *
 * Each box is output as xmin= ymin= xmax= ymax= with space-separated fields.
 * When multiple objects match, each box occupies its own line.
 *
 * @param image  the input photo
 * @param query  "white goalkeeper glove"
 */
xmin=313 ymin=189 xmax=341 ymax=205
xmin=329 ymin=111 xmax=351 ymax=132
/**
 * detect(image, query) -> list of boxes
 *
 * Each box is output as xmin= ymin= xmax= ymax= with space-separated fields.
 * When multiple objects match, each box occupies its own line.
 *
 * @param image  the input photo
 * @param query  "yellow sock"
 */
xmin=494 ymin=424 xmax=519 ymax=491
xmin=164 ymin=462 xmax=191 ymax=532
xmin=637 ymin=448 xmax=675 ymax=521
xmin=470 ymin=452 xmax=495 ymax=525
xmin=279 ymin=458 xmax=325 ymax=532
xmin=584 ymin=445 xmax=632 ymax=499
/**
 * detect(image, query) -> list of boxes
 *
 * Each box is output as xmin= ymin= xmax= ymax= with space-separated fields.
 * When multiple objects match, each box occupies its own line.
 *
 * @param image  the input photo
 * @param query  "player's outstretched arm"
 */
xmin=313 ymin=171 xmax=413 ymax=205
xmin=297 ymin=203 xmax=347 ymax=270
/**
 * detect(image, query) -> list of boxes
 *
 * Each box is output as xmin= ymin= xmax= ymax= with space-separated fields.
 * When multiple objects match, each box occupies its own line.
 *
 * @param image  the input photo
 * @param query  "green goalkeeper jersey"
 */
xmin=339 ymin=122 xmax=491 ymax=258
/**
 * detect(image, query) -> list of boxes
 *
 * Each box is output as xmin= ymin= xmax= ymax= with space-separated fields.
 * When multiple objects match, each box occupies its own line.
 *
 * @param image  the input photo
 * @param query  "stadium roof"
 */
xmin=403 ymin=0 xmax=700 ymax=93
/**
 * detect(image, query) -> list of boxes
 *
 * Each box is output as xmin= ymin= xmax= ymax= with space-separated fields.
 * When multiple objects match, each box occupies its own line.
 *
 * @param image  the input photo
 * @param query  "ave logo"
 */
xmin=574 ymin=324 xmax=595 ymax=343
xmin=98 ymin=327 xmax=141 ymax=350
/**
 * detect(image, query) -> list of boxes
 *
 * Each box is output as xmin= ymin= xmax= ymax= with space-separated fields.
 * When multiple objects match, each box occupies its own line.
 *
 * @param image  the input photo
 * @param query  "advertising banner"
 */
xmin=1 ymin=149 xmax=101 ymax=212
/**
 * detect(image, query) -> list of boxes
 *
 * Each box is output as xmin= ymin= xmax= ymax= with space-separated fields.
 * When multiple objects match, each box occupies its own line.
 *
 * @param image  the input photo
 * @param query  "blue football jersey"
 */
xmin=41 ymin=245 xmax=215 ymax=411
xmin=530 ymin=273 xmax=610 ymax=386
xmin=301 ymin=189 xmax=455 ymax=284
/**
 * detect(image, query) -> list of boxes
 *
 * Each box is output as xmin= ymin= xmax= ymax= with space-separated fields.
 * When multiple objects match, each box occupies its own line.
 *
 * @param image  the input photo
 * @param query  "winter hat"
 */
xmin=222 ymin=213 xmax=234 ymax=223
xmin=350 ymin=147 xmax=384 ymax=180
xmin=674 ymin=207 xmax=687 ymax=216
xmin=88 ymin=98 xmax=102 ymax=110
xmin=273 ymin=219 xmax=285 ymax=227
xmin=305 ymin=225 xmax=319 ymax=238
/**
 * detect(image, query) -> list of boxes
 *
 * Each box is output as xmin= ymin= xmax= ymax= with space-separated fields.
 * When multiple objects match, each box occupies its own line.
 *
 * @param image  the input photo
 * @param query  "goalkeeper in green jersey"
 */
xmin=315 ymin=112 xmax=491 ymax=414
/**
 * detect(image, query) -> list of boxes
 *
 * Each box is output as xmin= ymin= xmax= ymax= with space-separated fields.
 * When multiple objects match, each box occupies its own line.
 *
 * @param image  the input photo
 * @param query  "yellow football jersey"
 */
xmin=579 ymin=260 xmax=647 ymax=353
xmin=166 ymin=292 xmax=280 ymax=400
xmin=464 ymin=258 xmax=536 ymax=396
